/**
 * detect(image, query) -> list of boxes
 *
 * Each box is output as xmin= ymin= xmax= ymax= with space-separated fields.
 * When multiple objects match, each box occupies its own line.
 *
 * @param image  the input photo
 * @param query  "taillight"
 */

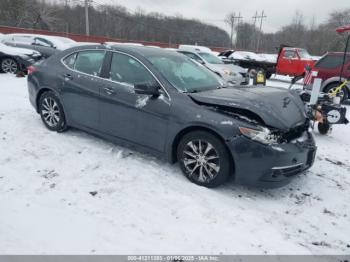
xmin=27 ymin=66 xmax=36 ymax=75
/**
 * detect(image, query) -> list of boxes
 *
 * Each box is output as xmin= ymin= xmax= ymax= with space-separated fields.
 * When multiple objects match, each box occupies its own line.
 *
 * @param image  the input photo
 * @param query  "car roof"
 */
xmin=67 ymin=44 xmax=185 ymax=59
xmin=5 ymin=33 xmax=74 ymax=42
xmin=325 ymin=52 xmax=350 ymax=56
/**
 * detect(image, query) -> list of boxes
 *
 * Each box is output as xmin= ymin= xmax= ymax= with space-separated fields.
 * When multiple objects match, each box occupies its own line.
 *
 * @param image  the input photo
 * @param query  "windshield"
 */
xmin=298 ymin=49 xmax=312 ymax=59
xmin=198 ymin=52 xmax=224 ymax=64
xmin=147 ymin=54 xmax=222 ymax=93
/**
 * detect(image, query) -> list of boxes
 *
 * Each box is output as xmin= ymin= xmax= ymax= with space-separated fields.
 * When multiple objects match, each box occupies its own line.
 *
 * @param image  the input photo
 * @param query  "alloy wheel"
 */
xmin=41 ymin=97 xmax=61 ymax=127
xmin=182 ymin=140 xmax=220 ymax=183
xmin=1 ymin=58 xmax=18 ymax=74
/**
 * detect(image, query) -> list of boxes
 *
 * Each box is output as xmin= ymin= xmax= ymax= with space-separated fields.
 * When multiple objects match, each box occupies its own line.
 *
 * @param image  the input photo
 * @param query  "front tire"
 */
xmin=39 ymin=91 xmax=68 ymax=132
xmin=324 ymin=82 xmax=349 ymax=103
xmin=177 ymin=131 xmax=232 ymax=188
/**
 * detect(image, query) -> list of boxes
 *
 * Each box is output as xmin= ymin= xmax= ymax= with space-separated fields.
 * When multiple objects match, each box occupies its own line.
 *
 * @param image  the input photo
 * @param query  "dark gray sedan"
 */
xmin=27 ymin=44 xmax=316 ymax=188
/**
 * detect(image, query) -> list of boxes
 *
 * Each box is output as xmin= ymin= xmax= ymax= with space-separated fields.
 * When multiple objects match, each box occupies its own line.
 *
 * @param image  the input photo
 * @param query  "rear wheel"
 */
xmin=39 ymin=91 xmax=68 ymax=132
xmin=177 ymin=131 xmax=231 ymax=188
xmin=324 ymin=82 xmax=349 ymax=103
xmin=318 ymin=122 xmax=331 ymax=135
xmin=1 ymin=57 xmax=18 ymax=74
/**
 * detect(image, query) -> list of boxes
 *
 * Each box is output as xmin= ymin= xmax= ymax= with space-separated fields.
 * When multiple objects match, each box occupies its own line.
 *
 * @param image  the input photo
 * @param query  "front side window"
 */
xmin=74 ymin=50 xmax=105 ymax=76
xmin=147 ymin=53 xmax=221 ymax=93
xmin=109 ymin=53 xmax=156 ymax=87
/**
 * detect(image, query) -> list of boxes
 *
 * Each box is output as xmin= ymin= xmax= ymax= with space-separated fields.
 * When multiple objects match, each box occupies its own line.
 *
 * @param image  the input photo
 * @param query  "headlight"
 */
xmin=239 ymin=126 xmax=278 ymax=145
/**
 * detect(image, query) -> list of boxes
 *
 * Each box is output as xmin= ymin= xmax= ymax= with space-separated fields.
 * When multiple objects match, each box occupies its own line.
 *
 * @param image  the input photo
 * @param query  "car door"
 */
xmin=99 ymin=51 xmax=170 ymax=153
xmin=60 ymin=50 xmax=107 ymax=130
xmin=31 ymin=37 xmax=58 ymax=58
xmin=277 ymin=49 xmax=297 ymax=75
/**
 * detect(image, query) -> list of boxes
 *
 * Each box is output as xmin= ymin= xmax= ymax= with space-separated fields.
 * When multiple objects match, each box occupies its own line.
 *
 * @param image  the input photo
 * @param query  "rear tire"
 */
xmin=177 ymin=131 xmax=232 ymax=188
xmin=318 ymin=122 xmax=330 ymax=135
xmin=39 ymin=91 xmax=68 ymax=132
xmin=324 ymin=82 xmax=349 ymax=103
xmin=265 ymin=71 xmax=272 ymax=79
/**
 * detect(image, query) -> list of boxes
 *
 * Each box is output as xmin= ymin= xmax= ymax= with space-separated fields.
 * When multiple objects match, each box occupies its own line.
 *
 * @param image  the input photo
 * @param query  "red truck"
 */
xmin=219 ymin=46 xmax=317 ymax=79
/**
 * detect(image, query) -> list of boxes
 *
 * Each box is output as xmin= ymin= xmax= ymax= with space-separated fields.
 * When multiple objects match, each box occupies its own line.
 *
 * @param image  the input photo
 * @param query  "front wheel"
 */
xmin=1 ymin=57 xmax=18 ymax=74
xmin=177 ymin=131 xmax=232 ymax=188
xmin=39 ymin=91 xmax=68 ymax=132
xmin=324 ymin=83 xmax=349 ymax=103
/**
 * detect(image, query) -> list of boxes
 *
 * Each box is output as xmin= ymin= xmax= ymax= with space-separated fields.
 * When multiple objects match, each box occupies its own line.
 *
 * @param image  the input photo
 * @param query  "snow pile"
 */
xmin=258 ymin=53 xmax=278 ymax=63
xmin=0 ymin=74 xmax=349 ymax=254
xmin=230 ymin=51 xmax=266 ymax=62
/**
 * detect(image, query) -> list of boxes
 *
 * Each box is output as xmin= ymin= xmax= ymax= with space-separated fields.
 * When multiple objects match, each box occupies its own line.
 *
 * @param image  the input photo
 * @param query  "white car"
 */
xmin=104 ymin=42 xmax=144 ymax=47
xmin=178 ymin=45 xmax=249 ymax=85
xmin=1 ymin=33 xmax=77 ymax=58
xmin=0 ymin=43 xmax=42 ymax=73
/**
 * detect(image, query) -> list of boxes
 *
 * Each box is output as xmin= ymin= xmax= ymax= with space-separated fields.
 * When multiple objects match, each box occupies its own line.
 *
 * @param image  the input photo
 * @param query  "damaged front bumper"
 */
xmin=227 ymin=131 xmax=316 ymax=188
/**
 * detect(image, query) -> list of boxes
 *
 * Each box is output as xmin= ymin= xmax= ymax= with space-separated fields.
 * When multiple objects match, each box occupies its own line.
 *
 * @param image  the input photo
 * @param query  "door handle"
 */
xmin=63 ymin=73 xmax=73 ymax=80
xmin=103 ymin=87 xmax=114 ymax=95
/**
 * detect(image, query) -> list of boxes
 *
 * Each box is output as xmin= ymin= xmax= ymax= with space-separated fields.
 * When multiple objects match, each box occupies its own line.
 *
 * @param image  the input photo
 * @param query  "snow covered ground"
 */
xmin=0 ymin=73 xmax=350 ymax=255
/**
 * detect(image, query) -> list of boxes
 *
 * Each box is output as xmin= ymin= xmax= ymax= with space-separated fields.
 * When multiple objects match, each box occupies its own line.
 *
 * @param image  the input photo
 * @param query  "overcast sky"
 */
xmin=94 ymin=0 xmax=349 ymax=33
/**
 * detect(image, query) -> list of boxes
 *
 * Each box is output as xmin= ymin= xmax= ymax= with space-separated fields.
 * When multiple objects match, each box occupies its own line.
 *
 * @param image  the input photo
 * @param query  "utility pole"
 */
xmin=255 ymin=10 xmax=267 ymax=52
xmin=225 ymin=12 xmax=243 ymax=49
xmin=252 ymin=11 xmax=258 ymax=27
xmin=85 ymin=0 xmax=90 ymax=36
xmin=64 ymin=0 xmax=69 ymax=35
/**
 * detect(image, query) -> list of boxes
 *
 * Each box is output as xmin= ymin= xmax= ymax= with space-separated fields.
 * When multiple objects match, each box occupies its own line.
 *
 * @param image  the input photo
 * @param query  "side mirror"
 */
xmin=134 ymin=82 xmax=160 ymax=97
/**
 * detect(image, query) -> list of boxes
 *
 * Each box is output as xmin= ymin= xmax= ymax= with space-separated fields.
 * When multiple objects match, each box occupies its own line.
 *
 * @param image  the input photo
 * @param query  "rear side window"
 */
xmin=33 ymin=37 xmax=54 ymax=48
xmin=12 ymin=36 xmax=33 ymax=44
xmin=63 ymin=53 xmax=77 ymax=69
xmin=74 ymin=50 xmax=105 ymax=76
xmin=315 ymin=55 xmax=350 ymax=69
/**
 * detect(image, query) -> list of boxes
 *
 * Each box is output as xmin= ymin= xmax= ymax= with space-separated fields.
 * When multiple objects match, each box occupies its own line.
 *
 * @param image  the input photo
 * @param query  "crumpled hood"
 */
xmin=189 ymin=86 xmax=307 ymax=130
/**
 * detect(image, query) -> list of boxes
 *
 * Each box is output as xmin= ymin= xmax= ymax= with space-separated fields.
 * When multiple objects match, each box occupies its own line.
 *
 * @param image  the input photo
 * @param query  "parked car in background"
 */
xmin=0 ymin=43 xmax=41 ymax=73
xmin=219 ymin=46 xmax=317 ymax=79
xmin=27 ymin=44 xmax=316 ymax=188
xmin=178 ymin=45 xmax=249 ymax=85
xmin=304 ymin=52 xmax=350 ymax=101
xmin=1 ymin=33 xmax=77 ymax=58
